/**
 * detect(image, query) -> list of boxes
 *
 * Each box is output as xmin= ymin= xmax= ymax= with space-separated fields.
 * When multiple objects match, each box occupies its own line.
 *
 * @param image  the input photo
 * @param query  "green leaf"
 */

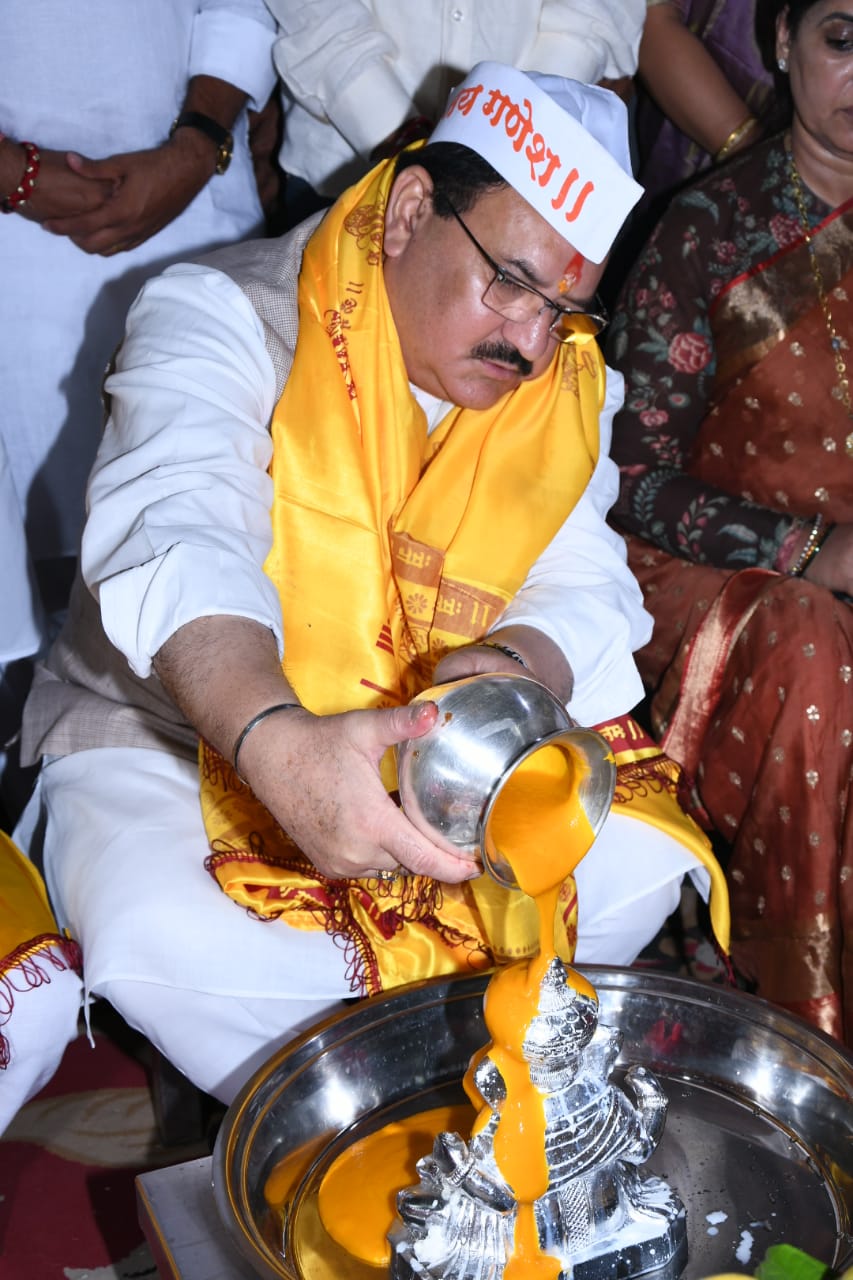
xmin=756 ymin=1244 xmax=831 ymax=1280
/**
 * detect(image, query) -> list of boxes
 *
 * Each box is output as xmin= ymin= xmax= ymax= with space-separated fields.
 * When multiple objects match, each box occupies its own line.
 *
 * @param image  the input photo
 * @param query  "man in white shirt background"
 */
xmin=265 ymin=0 xmax=645 ymax=223
xmin=0 ymin=0 xmax=278 ymax=821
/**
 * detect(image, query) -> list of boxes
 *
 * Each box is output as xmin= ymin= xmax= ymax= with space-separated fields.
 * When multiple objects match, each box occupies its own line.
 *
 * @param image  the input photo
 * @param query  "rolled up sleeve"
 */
xmin=527 ymin=0 xmax=646 ymax=81
xmin=190 ymin=0 xmax=277 ymax=108
xmin=267 ymin=0 xmax=412 ymax=154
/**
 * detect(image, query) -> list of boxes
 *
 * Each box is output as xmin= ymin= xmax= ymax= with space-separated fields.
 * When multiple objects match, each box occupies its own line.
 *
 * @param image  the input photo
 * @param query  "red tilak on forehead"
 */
xmin=559 ymin=251 xmax=584 ymax=293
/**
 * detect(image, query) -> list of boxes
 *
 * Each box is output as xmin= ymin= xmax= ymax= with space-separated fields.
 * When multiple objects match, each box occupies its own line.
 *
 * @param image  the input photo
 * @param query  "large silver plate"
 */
xmin=213 ymin=968 xmax=853 ymax=1278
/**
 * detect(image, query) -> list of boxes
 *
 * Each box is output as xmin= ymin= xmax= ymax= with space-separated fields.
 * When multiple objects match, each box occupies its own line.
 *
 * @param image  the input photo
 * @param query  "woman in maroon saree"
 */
xmin=607 ymin=0 xmax=853 ymax=1043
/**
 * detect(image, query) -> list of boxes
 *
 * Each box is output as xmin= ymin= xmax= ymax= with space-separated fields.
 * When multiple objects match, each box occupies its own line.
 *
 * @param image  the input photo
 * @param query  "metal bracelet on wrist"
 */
xmin=481 ymin=640 xmax=529 ymax=670
xmin=232 ymin=701 xmax=302 ymax=783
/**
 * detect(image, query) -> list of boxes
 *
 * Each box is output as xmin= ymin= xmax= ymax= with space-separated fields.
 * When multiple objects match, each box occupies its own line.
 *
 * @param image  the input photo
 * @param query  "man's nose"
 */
xmin=500 ymin=309 xmax=553 ymax=362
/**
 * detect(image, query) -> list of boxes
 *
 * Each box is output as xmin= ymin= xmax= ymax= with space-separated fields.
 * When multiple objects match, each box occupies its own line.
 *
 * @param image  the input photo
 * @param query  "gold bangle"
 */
xmin=797 ymin=520 xmax=836 ymax=577
xmin=714 ymin=115 xmax=758 ymax=164
xmin=787 ymin=513 xmax=826 ymax=578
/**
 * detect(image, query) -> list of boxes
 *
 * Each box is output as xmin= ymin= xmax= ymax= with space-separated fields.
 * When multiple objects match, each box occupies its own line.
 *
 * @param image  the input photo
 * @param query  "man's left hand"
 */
xmin=433 ymin=643 xmax=528 ymax=685
xmin=432 ymin=625 xmax=574 ymax=706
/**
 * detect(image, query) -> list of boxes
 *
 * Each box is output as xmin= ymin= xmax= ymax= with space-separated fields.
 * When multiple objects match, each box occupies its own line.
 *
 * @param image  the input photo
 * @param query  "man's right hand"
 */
xmin=235 ymin=700 xmax=480 ymax=884
xmin=10 ymin=147 xmax=113 ymax=223
xmin=153 ymin=615 xmax=480 ymax=885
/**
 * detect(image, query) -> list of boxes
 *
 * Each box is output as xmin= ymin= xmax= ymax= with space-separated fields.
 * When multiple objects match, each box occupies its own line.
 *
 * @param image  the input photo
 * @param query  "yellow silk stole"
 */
xmin=603 ymin=716 xmax=729 ymax=954
xmin=200 ymin=157 xmax=724 ymax=996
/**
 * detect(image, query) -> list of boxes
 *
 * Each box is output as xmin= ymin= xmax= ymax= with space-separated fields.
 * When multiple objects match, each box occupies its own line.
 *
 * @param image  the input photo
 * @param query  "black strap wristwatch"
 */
xmin=170 ymin=110 xmax=233 ymax=175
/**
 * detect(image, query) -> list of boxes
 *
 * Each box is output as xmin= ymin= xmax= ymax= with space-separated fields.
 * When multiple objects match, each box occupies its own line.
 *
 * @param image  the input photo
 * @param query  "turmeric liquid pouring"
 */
xmin=471 ymin=740 xmax=597 ymax=1279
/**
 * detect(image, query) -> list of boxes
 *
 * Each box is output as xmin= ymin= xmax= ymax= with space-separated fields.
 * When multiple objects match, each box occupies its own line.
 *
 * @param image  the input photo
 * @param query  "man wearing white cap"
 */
xmin=14 ymin=63 xmax=722 ymax=1108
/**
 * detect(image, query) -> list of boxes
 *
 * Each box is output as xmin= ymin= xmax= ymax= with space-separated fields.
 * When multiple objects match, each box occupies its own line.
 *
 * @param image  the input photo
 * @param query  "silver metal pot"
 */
xmin=395 ymin=672 xmax=616 ymax=886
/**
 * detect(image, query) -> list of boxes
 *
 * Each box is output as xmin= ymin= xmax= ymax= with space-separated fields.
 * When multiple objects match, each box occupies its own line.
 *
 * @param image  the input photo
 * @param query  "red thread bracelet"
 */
xmin=1 ymin=141 xmax=41 ymax=213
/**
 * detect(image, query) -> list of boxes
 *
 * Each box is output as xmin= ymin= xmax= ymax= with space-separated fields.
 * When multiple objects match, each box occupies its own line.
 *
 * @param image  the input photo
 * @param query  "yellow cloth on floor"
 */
xmin=0 ymin=830 xmax=81 ymax=1069
xmin=0 ymin=831 xmax=61 ymax=965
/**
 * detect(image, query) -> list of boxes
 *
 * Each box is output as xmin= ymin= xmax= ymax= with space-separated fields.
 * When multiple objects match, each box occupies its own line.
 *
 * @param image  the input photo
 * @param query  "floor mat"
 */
xmin=0 ymin=1011 xmax=208 ymax=1279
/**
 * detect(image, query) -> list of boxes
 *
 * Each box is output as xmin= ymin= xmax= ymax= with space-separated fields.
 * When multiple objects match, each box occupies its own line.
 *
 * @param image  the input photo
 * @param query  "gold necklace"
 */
xmin=788 ymin=147 xmax=853 ymax=458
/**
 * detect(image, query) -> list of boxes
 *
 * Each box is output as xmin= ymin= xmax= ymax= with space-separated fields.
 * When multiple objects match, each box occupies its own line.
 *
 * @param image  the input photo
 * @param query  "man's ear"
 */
xmin=383 ymin=166 xmax=435 ymax=259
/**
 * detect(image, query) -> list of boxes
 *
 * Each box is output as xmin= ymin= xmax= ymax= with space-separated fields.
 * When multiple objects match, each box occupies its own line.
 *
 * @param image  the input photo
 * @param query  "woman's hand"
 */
xmin=804 ymin=522 xmax=853 ymax=596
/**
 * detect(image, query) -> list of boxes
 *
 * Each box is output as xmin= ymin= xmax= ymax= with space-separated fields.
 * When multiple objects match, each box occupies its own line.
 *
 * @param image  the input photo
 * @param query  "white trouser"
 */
xmin=0 ymin=947 xmax=82 ymax=1136
xmin=17 ymin=747 xmax=707 ymax=1104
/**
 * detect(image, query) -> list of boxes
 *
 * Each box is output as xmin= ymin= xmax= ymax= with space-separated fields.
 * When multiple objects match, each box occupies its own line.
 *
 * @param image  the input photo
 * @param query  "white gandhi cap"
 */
xmin=429 ymin=62 xmax=642 ymax=265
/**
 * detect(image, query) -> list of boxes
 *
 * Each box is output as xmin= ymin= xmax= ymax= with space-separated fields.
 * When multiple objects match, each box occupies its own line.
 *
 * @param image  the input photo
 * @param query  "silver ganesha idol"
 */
xmin=390 ymin=958 xmax=687 ymax=1279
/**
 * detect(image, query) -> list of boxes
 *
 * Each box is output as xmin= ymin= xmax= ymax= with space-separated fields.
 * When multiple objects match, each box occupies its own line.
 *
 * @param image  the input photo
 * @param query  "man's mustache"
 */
xmin=471 ymin=342 xmax=533 ymax=377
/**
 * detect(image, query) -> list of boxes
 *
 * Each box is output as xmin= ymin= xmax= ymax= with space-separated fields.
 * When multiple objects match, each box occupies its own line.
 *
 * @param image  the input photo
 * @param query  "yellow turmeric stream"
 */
xmin=476 ymin=741 xmax=596 ymax=1280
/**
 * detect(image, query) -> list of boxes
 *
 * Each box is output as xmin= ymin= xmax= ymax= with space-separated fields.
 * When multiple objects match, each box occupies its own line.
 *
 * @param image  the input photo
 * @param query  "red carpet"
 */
xmin=0 ymin=1014 xmax=208 ymax=1280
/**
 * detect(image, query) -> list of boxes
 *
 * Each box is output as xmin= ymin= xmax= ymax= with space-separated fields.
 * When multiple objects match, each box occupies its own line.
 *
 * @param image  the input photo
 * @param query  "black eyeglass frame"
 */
xmin=442 ymin=197 xmax=609 ymax=342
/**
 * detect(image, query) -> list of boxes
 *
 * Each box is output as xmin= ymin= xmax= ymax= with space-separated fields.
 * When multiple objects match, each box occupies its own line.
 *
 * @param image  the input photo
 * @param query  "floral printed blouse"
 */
xmin=606 ymin=133 xmax=831 ymax=569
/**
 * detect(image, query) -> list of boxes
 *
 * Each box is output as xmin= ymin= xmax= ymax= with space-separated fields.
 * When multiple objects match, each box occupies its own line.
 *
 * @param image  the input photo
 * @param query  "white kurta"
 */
xmin=0 ymin=0 xmax=276 ymax=563
xmin=265 ymin=0 xmax=647 ymax=195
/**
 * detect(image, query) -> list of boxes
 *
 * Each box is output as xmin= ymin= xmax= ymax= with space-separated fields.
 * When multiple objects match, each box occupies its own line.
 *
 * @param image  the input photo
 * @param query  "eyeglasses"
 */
xmin=443 ymin=198 xmax=608 ymax=343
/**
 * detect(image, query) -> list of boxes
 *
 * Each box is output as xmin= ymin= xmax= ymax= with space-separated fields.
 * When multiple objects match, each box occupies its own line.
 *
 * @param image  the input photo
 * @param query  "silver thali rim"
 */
xmin=212 ymin=966 xmax=853 ymax=1280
